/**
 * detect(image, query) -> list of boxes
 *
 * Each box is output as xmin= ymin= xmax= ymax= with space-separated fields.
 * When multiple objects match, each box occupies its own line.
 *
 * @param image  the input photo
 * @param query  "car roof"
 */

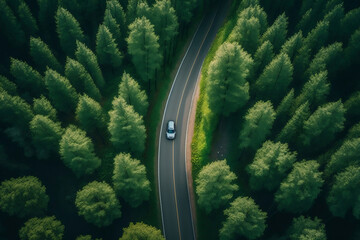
xmin=168 ymin=120 xmax=175 ymax=129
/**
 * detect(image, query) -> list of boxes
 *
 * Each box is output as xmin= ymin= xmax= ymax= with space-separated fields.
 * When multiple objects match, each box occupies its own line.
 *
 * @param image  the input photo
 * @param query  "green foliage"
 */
xmin=173 ymin=0 xmax=196 ymax=24
xmin=113 ymin=153 xmax=150 ymax=207
xmin=108 ymin=96 xmax=146 ymax=156
xmin=275 ymin=160 xmax=324 ymax=213
xmin=118 ymin=72 xmax=149 ymax=116
xmin=18 ymin=2 xmax=39 ymax=36
xmin=75 ymin=181 xmax=121 ymax=227
xmin=255 ymin=53 xmax=293 ymax=103
xmin=56 ymin=7 xmax=85 ymax=56
xmin=65 ymin=57 xmax=101 ymax=101
xmin=239 ymin=100 xmax=276 ymax=150
xmin=252 ymin=40 xmax=274 ymax=78
xmin=296 ymin=9 xmax=313 ymax=35
xmin=30 ymin=37 xmax=62 ymax=73
xmin=44 ymin=68 xmax=79 ymax=114
xmin=103 ymin=9 xmax=122 ymax=48
xmin=0 ymin=176 xmax=49 ymax=218
xmin=288 ymin=216 xmax=326 ymax=240
xmin=219 ymin=197 xmax=267 ymax=240
xmin=247 ymin=141 xmax=297 ymax=191
xmin=276 ymin=88 xmax=294 ymax=126
xmin=60 ymin=125 xmax=101 ymax=177
xmin=126 ymin=0 xmax=142 ymax=24
xmin=33 ymin=95 xmax=57 ymax=121
xmin=238 ymin=0 xmax=260 ymax=11
xmin=0 ymin=0 xmax=25 ymax=47
xmin=206 ymin=42 xmax=253 ymax=116
xmin=239 ymin=5 xmax=268 ymax=34
xmin=136 ymin=1 xmax=151 ymax=19
xmin=19 ymin=216 xmax=64 ymax=240
xmin=196 ymin=160 xmax=238 ymax=213
xmin=106 ymin=0 xmax=126 ymax=45
xmin=37 ymin=0 xmax=58 ymax=33
xmin=119 ymin=222 xmax=165 ymax=240
xmin=30 ymin=115 xmax=63 ymax=160
xmin=96 ymin=24 xmax=123 ymax=68
xmin=280 ymin=31 xmax=303 ymax=62
xmin=261 ymin=13 xmax=288 ymax=53
xmin=340 ymin=7 xmax=360 ymax=40
xmin=345 ymin=28 xmax=360 ymax=66
xmin=75 ymin=94 xmax=105 ymax=133
xmin=0 ymin=75 xmax=17 ymax=95
xmin=345 ymin=91 xmax=360 ymax=118
xmin=323 ymin=3 xmax=344 ymax=41
xmin=76 ymin=235 xmax=102 ymax=240
xmin=327 ymin=166 xmax=360 ymax=218
xmin=303 ymin=21 xmax=329 ymax=56
xmin=75 ymin=41 xmax=105 ymax=88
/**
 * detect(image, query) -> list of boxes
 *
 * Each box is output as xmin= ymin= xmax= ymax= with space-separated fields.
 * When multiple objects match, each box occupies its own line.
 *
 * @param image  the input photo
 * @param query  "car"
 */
xmin=166 ymin=120 xmax=176 ymax=140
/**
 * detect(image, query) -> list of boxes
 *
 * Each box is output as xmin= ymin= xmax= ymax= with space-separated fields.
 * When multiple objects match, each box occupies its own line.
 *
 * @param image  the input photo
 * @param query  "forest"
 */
xmin=192 ymin=0 xmax=360 ymax=239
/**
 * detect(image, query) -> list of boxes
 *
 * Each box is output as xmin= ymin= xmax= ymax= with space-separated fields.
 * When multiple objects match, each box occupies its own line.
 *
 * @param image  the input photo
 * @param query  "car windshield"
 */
xmin=168 ymin=129 xmax=175 ymax=133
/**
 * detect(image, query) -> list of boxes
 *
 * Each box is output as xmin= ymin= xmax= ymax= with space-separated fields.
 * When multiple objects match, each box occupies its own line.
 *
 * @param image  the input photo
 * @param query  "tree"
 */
xmin=126 ymin=0 xmax=142 ymax=24
xmin=118 ymin=72 xmax=149 ymax=116
xmin=0 ymin=176 xmax=49 ymax=218
xmin=323 ymin=3 xmax=344 ymax=41
xmin=340 ymin=7 xmax=360 ymax=41
xmin=239 ymin=101 xmax=276 ymax=150
xmin=238 ymin=5 xmax=268 ymax=34
xmin=113 ymin=153 xmax=150 ymax=207
xmin=172 ymin=0 xmax=196 ymax=24
xmin=75 ymin=181 xmax=121 ymax=227
xmin=247 ymin=141 xmax=296 ymax=191
xmin=106 ymin=0 xmax=126 ymax=49
xmin=255 ymin=53 xmax=293 ymax=103
xmin=75 ymin=95 xmax=105 ymax=134
xmin=60 ymin=125 xmax=101 ymax=177
xmin=327 ymin=166 xmax=360 ymax=218
xmin=288 ymin=216 xmax=326 ymax=240
xmin=44 ymin=69 xmax=79 ymax=114
xmin=136 ymin=1 xmax=151 ymax=19
xmin=18 ymin=2 xmax=39 ymax=36
xmin=103 ymin=9 xmax=122 ymax=48
xmin=30 ymin=37 xmax=62 ymax=73
xmin=96 ymin=24 xmax=123 ymax=68
xmin=196 ymin=160 xmax=238 ymax=213
xmin=75 ymin=41 xmax=105 ymax=88
xmin=33 ymin=95 xmax=57 ymax=121
xmin=275 ymin=88 xmax=294 ymax=127
xmin=108 ymin=97 xmax=146 ymax=156
xmin=206 ymin=42 xmax=253 ymax=116
xmin=65 ymin=57 xmax=101 ymax=101
xmin=275 ymin=160 xmax=324 ymax=213
xmin=300 ymin=100 xmax=345 ymax=150
xmin=19 ymin=216 xmax=64 ymax=240
xmin=261 ymin=13 xmax=288 ymax=53
xmin=219 ymin=197 xmax=267 ymax=240
xmin=56 ymin=7 xmax=85 ymax=56
xmin=30 ymin=115 xmax=63 ymax=160
xmin=296 ymin=8 xmax=314 ymax=35
xmin=303 ymin=21 xmax=329 ymax=56
xmin=0 ymin=0 xmax=25 ymax=47
xmin=345 ymin=29 xmax=360 ymax=66
xmin=76 ymin=235 xmax=102 ymax=240
xmin=280 ymin=31 xmax=303 ymax=62
xmin=345 ymin=91 xmax=360 ymax=119
xmin=0 ymin=75 xmax=17 ymax=95
xmin=37 ymin=0 xmax=58 ymax=34
xmin=127 ymin=16 xmax=162 ymax=90
xmin=252 ymin=41 xmax=274 ymax=79
xmin=120 ymin=222 xmax=165 ymax=240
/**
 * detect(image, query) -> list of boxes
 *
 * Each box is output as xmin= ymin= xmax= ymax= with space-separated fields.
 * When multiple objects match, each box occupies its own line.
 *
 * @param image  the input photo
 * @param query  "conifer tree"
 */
xmin=120 ymin=222 xmax=165 ymax=240
xmin=0 ymin=0 xmax=25 ymax=47
xmin=112 ymin=153 xmax=150 ymax=207
xmin=288 ymin=216 xmax=326 ymax=240
xmin=252 ymin=41 xmax=274 ymax=79
xmin=126 ymin=0 xmax=142 ymax=24
xmin=118 ymin=72 xmax=149 ymax=116
xmin=344 ymin=91 xmax=360 ymax=119
xmin=60 ymin=125 xmax=101 ymax=177
xmin=275 ymin=89 xmax=294 ymax=127
xmin=37 ymin=0 xmax=58 ymax=34
xmin=103 ymin=9 xmax=122 ymax=48
xmin=238 ymin=0 xmax=260 ymax=11
xmin=19 ymin=216 xmax=64 ymax=240
xmin=345 ymin=29 xmax=360 ymax=66
xmin=44 ymin=69 xmax=78 ymax=114
xmin=295 ymin=8 xmax=314 ymax=35
xmin=207 ymin=42 xmax=253 ymax=116
xmin=340 ymin=7 xmax=360 ymax=41
xmin=30 ymin=37 xmax=62 ymax=73
xmin=261 ymin=13 xmax=288 ymax=53
xmin=280 ymin=31 xmax=303 ymax=62
xmin=18 ymin=2 xmax=38 ymax=36
xmin=323 ymin=3 xmax=344 ymax=41
xmin=238 ymin=5 xmax=268 ymax=34
xmin=173 ymin=0 xmax=196 ymax=24
xmin=33 ymin=96 xmax=57 ymax=121
xmin=303 ymin=20 xmax=329 ymax=56
xmin=0 ymin=75 xmax=17 ymax=95
xmin=136 ymin=1 xmax=151 ymax=19
xmin=96 ymin=24 xmax=123 ymax=68
xmin=106 ymin=0 xmax=126 ymax=46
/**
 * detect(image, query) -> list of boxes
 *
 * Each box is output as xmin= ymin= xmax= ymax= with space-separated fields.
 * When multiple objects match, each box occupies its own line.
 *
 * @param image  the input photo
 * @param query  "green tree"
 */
xmin=345 ymin=29 xmax=360 ymax=66
xmin=173 ymin=0 xmax=196 ymax=24
xmin=60 ymin=125 xmax=101 ymax=177
xmin=136 ymin=1 xmax=151 ymax=19
xmin=219 ymin=197 xmax=267 ymax=240
xmin=239 ymin=101 xmax=276 ymax=150
xmin=56 ymin=7 xmax=85 ymax=56
xmin=118 ymin=72 xmax=149 ymax=116
xmin=280 ymin=31 xmax=303 ymax=62
xmin=120 ymin=222 xmax=165 ymax=240
xmin=44 ymin=69 xmax=79 ymax=114
xmin=30 ymin=37 xmax=62 ymax=73
xmin=247 ymin=141 xmax=297 ymax=191
xmin=126 ymin=0 xmax=142 ymax=24
xmin=65 ymin=57 xmax=101 ymax=101
xmin=252 ymin=41 xmax=274 ymax=79
xmin=106 ymin=0 xmax=126 ymax=49
xmin=196 ymin=160 xmax=238 ymax=213
xmin=108 ymin=97 xmax=146 ymax=156
xmin=323 ymin=3 xmax=344 ymax=41
xmin=30 ymin=115 xmax=63 ymax=160
xmin=127 ymin=16 xmax=162 ymax=90
xmin=37 ymin=0 xmax=58 ymax=34
xmin=18 ymin=2 xmax=39 ymax=36
xmin=0 ymin=176 xmax=49 ymax=218
xmin=340 ymin=7 xmax=360 ymax=41
xmin=288 ymin=216 xmax=326 ymax=240
xmin=207 ymin=42 xmax=253 ymax=116
xmin=275 ymin=160 xmax=324 ymax=213
xmin=255 ymin=53 xmax=293 ymax=103
xmin=103 ymin=9 xmax=122 ymax=48
xmin=0 ymin=0 xmax=25 ymax=47
xmin=33 ymin=95 xmax=57 ymax=121
xmin=75 ymin=41 xmax=105 ymax=88
xmin=75 ymin=181 xmax=121 ymax=227
xmin=296 ymin=8 xmax=314 ymax=35
xmin=0 ymin=75 xmax=17 ymax=95
xmin=19 ymin=216 xmax=64 ymax=240
xmin=345 ymin=91 xmax=360 ymax=118
xmin=96 ymin=24 xmax=123 ymax=68
xmin=113 ymin=153 xmax=150 ymax=207
xmin=261 ymin=13 xmax=288 ymax=53
xmin=303 ymin=21 xmax=329 ymax=56
xmin=238 ymin=5 xmax=268 ymax=34
xmin=275 ymin=88 xmax=295 ymax=127
xmin=76 ymin=94 xmax=105 ymax=134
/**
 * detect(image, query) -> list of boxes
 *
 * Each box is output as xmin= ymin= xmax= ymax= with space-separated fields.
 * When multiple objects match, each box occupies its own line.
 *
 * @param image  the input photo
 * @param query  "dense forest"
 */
xmin=0 ymin=0 xmax=216 ymax=239
xmin=192 ymin=0 xmax=360 ymax=239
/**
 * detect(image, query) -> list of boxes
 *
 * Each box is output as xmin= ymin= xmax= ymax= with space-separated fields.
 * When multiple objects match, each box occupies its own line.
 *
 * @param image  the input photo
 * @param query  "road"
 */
xmin=158 ymin=1 xmax=231 ymax=240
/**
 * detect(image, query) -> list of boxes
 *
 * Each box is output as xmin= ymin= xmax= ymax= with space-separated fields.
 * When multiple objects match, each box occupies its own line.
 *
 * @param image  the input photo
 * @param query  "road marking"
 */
xmin=172 ymin=141 xmax=182 ymax=240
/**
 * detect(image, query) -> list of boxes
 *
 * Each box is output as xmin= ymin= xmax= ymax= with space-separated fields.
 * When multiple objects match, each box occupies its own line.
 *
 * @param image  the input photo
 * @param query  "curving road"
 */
xmin=158 ymin=1 xmax=231 ymax=240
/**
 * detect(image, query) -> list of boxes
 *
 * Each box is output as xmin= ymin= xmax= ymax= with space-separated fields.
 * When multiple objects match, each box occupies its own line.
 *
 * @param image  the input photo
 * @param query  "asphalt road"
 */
xmin=158 ymin=2 xmax=231 ymax=240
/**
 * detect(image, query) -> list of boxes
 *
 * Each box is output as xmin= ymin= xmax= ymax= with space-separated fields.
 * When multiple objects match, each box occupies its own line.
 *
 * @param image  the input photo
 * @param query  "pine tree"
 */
xmin=238 ymin=5 xmax=268 ymax=34
xmin=207 ymin=42 xmax=253 ymax=116
xmin=0 ymin=75 xmax=17 ymax=95
xmin=19 ymin=216 xmax=64 ymax=240
xmin=238 ymin=0 xmax=260 ymax=11
xmin=17 ymin=2 xmax=39 ymax=36
xmin=136 ymin=1 xmax=151 ymax=19
xmin=120 ymin=222 xmax=165 ymax=240
xmin=252 ymin=41 xmax=274 ymax=79
xmin=37 ymin=0 xmax=58 ymax=34
xmin=112 ymin=153 xmax=150 ymax=207
xmin=44 ymin=69 xmax=79 ymax=114
xmin=75 ymin=41 xmax=105 ymax=88
xmin=340 ymin=7 xmax=360 ymax=41
xmin=275 ymin=89 xmax=294 ymax=127
xmin=126 ymin=0 xmax=142 ymax=24
xmin=106 ymin=0 xmax=126 ymax=45
xmin=30 ymin=37 xmax=62 ymax=73
xmin=118 ymin=72 xmax=149 ymax=116
xmin=344 ymin=29 xmax=360 ymax=66
xmin=60 ymin=125 xmax=101 ymax=177
xmin=33 ymin=96 xmax=57 ymax=121
xmin=103 ymin=9 xmax=122 ymax=48
xmin=280 ymin=31 xmax=303 ymax=62
xmin=323 ymin=3 xmax=344 ymax=42
xmin=56 ymin=7 xmax=85 ymax=56
xmin=173 ymin=0 xmax=196 ymax=24
xmin=303 ymin=20 xmax=329 ymax=56
xmin=344 ymin=91 xmax=360 ymax=119
xmin=261 ymin=13 xmax=288 ymax=53
xmin=288 ymin=216 xmax=326 ymax=240
xmin=295 ymin=8 xmax=314 ymax=35
xmin=0 ymin=0 xmax=25 ymax=47
xmin=96 ymin=24 xmax=123 ymax=68
xmin=239 ymin=101 xmax=276 ymax=150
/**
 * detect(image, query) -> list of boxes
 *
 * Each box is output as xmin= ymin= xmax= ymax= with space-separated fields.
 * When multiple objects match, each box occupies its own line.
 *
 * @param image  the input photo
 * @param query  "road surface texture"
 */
xmin=158 ymin=1 xmax=231 ymax=240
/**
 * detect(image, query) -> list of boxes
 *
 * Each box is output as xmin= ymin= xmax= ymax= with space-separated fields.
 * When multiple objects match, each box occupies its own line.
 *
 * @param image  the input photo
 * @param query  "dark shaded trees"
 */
xmin=288 ymin=216 xmax=326 ymax=240
xmin=252 ymin=41 xmax=274 ymax=79
xmin=30 ymin=37 xmax=62 ymax=73
xmin=33 ymin=96 xmax=57 ymax=121
xmin=75 ymin=95 xmax=105 ymax=134
xmin=119 ymin=222 xmax=165 ymax=240
xmin=18 ymin=2 xmax=39 ymax=36
xmin=0 ymin=0 xmax=25 ymax=47
xmin=260 ymin=13 xmax=288 ymax=53
xmin=19 ymin=216 xmax=64 ymax=240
